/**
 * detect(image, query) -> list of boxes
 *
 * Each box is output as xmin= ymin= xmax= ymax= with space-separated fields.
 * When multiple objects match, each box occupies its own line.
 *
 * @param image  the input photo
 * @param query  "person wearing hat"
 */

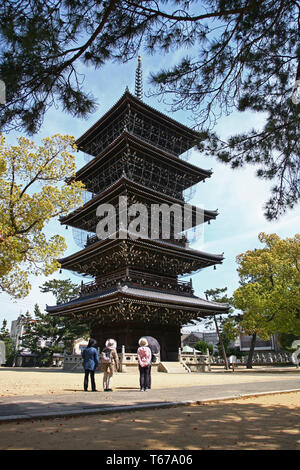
xmin=137 ymin=337 xmax=152 ymax=392
xmin=100 ymin=338 xmax=120 ymax=392
xmin=81 ymin=338 xmax=99 ymax=392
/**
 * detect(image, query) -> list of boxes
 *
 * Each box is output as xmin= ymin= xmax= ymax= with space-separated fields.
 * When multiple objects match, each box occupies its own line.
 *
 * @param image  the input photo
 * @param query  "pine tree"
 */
xmin=0 ymin=1 xmax=299 ymax=219
xmin=20 ymin=279 xmax=90 ymax=365
xmin=39 ymin=279 xmax=81 ymax=305
xmin=204 ymin=287 xmax=234 ymax=369
xmin=21 ymin=300 xmax=89 ymax=366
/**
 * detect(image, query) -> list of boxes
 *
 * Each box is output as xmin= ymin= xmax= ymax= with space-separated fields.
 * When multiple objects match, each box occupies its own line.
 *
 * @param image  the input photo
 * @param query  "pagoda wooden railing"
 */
xmin=85 ymin=233 xmax=188 ymax=247
xmin=126 ymin=112 xmax=192 ymax=157
xmin=80 ymin=268 xmax=193 ymax=297
xmin=85 ymin=234 xmax=99 ymax=246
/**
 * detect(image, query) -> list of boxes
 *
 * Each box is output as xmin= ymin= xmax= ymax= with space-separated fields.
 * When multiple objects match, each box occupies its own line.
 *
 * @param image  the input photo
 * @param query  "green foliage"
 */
xmin=39 ymin=279 xmax=81 ymax=305
xmin=148 ymin=1 xmax=300 ymax=220
xmin=203 ymin=287 xmax=233 ymax=330
xmin=0 ymin=319 xmax=10 ymax=340
xmin=194 ymin=340 xmax=213 ymax=355
xmin=277 ymin=333 xmax=300 ymax=352
xmin=234 ymin=232 xmax=300 ymax=339
xmin=222 ymin=317 xmax=240 ymax=343
xmin=204 ymin=287 xmax=233 ymax=307
xmin=216 ymin=331 xmax=231 ymax=356
xmin=21 ymin=287 xmax=90 ymax=365
xmin=230 ymin=231 xmax=300 ymax=368
xmin=226 ymin=346 xmax=246 ymax=359
xmin=0 ymin=134 xmax=84 ymax=298
xmin=0 ymin=1 xmax=299 ymax=218
xmin=40 ymin=278 xmax=90 ymax=353
xmin=0 ymin=319 xmax=15 ymax=365
xmin=203 ymin=287 xmax=233 ymax=368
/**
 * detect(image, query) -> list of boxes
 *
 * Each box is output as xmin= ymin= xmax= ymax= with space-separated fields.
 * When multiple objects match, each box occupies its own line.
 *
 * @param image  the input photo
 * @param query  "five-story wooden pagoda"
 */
xmin=46 ymin=63 xmax=229 ymax=360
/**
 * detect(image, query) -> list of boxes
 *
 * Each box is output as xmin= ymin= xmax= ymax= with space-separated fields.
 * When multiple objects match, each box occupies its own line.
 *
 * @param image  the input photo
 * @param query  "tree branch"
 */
xmin=126 ymin=0 xmax=257 ymax=22
xmin=57 ymin=0 xmax=119 ymax=71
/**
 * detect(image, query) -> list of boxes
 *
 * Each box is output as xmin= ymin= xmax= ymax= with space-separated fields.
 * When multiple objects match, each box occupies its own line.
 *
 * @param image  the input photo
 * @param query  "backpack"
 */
xmin=100 ymin=348 xmax=112 ymax=364
xmin=138 ymin=346 xmax=151 ymax=366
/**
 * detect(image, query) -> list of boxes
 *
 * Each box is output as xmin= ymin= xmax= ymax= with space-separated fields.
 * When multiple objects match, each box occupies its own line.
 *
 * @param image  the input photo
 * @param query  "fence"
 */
xmin=63 ymin=349 xmax=295 ymax=372
xmin=63 ymin=346 xmax=160 ymax=372
xmin=178 ymin=348 xmax=211 ymax=372
xmin=212 ymin=351 xmax=293 ymax=366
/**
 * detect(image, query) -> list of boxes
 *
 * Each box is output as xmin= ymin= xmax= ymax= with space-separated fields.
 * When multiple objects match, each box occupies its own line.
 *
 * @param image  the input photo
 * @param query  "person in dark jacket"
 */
xmin=81 ymin=338 xmax=99 ymax=391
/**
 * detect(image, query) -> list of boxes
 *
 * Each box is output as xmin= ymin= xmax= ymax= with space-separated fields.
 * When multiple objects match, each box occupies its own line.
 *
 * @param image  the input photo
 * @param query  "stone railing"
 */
xmin=63 ymin=354 xmax=84 ymax=371
xmin=63 ymin=346 xmax=160 ymax=372
xmin=178 ymin=348 xmax=211 ymax=372
xmin=118 ymin=346 xmax=160 ymax=372
xmin=212 ymin=351 xmax=293 ymax=366
xmin=61 ymin=349 xmax=297 ymax=372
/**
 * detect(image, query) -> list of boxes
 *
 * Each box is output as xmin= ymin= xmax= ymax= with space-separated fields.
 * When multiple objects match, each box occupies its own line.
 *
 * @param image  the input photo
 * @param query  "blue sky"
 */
xmin=1 ymin=53 xmax=299 ymax=331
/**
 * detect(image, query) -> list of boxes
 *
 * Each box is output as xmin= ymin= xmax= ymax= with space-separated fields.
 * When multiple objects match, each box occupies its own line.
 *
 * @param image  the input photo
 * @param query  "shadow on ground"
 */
xmin=0 ymin=399 xmax=299 ymax=450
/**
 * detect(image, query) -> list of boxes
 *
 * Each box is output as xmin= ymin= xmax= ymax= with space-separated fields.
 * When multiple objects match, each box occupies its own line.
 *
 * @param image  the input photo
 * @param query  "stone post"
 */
xmin=120 ymin=345 xmax=127 ymax=372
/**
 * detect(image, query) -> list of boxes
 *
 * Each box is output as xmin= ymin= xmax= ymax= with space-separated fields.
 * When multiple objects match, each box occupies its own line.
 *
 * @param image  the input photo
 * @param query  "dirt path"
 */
xmin=0 ymin=368 xmax=299 ymax=450
xmin=0 ymin=392 xmax=299 ymax=450
xmin=0 ymin=367 xmax=298 ymax=396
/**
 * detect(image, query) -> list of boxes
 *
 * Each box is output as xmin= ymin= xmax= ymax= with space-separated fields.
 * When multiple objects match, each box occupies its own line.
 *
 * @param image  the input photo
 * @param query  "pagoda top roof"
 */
xmin=46 ymin=284 xmax=229 ymax=315
xmin=76 ymin=89 xmax=200 ymax=151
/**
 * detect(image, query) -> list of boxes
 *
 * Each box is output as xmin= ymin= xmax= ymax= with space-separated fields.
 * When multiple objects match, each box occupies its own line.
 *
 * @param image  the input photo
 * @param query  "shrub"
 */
xmin=194 ymin=340 xmax=213 ymax=355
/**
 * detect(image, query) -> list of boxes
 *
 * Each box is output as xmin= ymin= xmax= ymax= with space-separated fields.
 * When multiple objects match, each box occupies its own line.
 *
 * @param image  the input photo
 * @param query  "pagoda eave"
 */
xmin=46 ymin=285 xmax=229 ymax=326
xmin=59 ymin=175 xmax=218 ymax=230
xmin=75 ymin=131 xmax=211 ymax=183
xmin=57 ymin=237 xmax=224 ymax=276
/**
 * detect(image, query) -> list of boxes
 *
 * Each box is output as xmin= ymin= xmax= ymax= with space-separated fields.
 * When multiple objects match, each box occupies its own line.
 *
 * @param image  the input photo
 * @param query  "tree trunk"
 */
xmin=214 ymin=315 xmax=229 ymax=370
xmin=246 ymin=332 xmax=257 ymax=369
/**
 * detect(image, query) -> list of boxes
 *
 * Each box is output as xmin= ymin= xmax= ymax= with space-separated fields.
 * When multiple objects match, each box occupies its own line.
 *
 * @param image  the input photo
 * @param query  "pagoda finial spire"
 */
xmin=135 ymin=55 xmax=143 ymax=100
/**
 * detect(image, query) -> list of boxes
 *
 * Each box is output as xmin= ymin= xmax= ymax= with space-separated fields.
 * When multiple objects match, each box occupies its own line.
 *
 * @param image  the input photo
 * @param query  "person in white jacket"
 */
xmin=100 ymin=339 xmax=120 ymax=392
xmin=137 ymin=337 xmax=152 ymax=391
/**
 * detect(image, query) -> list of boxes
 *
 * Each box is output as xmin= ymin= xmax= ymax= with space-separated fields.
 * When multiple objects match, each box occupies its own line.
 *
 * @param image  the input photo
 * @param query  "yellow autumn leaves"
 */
xmin=0 ymin=134 xmax=85 ymax=298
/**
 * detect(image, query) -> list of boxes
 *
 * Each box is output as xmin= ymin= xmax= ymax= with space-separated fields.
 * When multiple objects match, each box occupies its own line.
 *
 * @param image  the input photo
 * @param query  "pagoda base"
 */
xmin=90 ymin=320 xmax=180 ymax=361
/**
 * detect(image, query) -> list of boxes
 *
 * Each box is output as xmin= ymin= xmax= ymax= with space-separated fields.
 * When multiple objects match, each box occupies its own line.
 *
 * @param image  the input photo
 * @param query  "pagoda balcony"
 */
xmin=85 ymin=233 xmax=188 ymax=248
xmin=85 ymin=233 xmax=100 ymax=246
xmin=79 ymin=269 xmax=194 ymax=298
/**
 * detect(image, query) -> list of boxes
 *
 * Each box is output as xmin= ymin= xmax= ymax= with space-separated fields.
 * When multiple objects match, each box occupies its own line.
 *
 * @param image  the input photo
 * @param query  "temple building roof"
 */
xmin=46 ymin=284 xmax=229 ymax=317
